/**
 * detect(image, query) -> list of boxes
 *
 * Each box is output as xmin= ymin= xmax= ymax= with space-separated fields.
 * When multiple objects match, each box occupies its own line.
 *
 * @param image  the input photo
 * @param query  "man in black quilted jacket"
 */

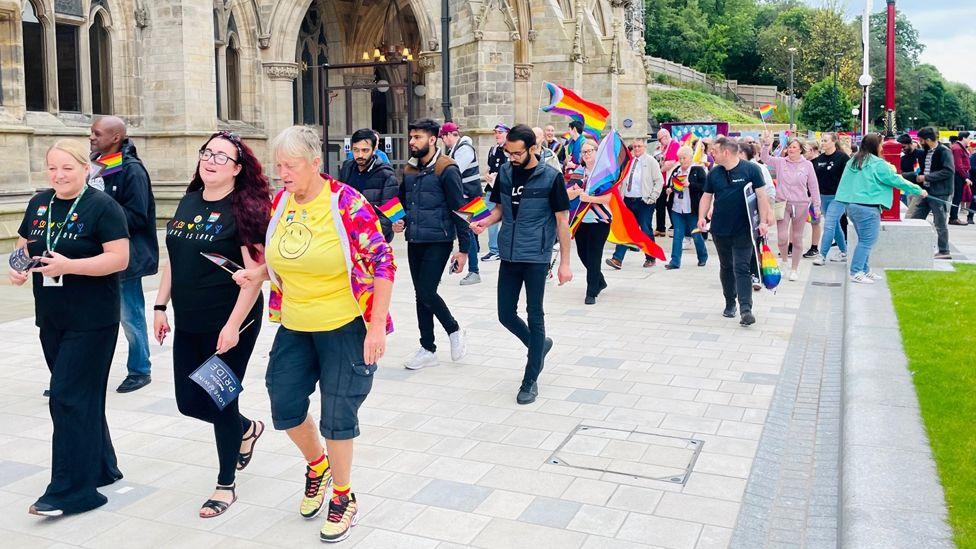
xmin=339 ymin=128 xmax=399 ymax=242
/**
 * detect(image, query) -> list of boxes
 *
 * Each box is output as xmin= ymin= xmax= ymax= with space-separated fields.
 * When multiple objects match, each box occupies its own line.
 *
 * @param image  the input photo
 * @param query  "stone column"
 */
xmin=261 ymin=61 xmax=301 ymax=150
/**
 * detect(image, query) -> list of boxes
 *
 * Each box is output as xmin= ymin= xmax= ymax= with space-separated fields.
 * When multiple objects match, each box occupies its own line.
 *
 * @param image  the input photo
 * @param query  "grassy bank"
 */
xmin=888 ymin=264 xmax=976 ymax=548
xmin=647 ymin=89 xmax=758 ymax=124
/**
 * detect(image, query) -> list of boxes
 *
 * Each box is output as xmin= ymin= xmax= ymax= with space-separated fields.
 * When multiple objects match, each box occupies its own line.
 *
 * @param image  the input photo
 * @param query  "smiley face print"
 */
xmin=278 ymin=222 xmax=313 ymax=259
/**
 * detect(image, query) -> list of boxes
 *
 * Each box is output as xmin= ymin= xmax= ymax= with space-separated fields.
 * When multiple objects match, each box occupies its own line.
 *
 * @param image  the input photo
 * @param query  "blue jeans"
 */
xmin=467 ymin=228 xmax=480 ymax=274
xmin=612 ymin=197 xmax=655 ymax=262
xmin=485 ymin=197 xmax=500 ymax=255
xmin=846 ymin=204 xmax=881 ymax=275
xmin=819 ymin=195 xmax=847 ymax=254
xmin=120 ymin=277 xmax=151 ymax=376
xmin=668 ymin=211 xmax=707 ymax=267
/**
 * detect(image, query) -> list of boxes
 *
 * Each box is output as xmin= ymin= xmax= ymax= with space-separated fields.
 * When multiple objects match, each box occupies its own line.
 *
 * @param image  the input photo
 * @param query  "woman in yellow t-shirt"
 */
xmin=234 ymin=126 xmax=395 ymax=543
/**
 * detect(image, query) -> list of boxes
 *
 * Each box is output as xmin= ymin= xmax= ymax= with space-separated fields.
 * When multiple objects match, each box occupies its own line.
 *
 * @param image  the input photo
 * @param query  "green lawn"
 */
xmin=647 ymin=89 xmax=758 ymax=124
xmin=888 ymin=264 xmax=976 ymax=548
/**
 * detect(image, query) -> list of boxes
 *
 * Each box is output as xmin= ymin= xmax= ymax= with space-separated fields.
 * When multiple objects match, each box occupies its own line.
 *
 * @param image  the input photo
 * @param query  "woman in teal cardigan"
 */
xmin=813 ymin=134 xmax=927 ymax=283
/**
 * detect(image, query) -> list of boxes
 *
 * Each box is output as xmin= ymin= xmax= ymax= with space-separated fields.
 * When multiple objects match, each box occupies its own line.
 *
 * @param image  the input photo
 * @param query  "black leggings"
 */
xmin=173 ymin=317 xmax=260 ymax=486
xmin=407 ymin=242 xmax=460 ymax=352
xmin=575 ymin=222 xmax=610 ymax=298
xmin=38 ymin=325 xmax=122 ymax=513
xmin=497 ymin=261 xmax=549 ymax=388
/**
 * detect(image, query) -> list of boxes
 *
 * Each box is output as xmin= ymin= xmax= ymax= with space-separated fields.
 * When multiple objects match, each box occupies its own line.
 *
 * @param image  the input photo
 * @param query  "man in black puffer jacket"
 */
xmin=339 ymin=128 xmax=400 ymax=242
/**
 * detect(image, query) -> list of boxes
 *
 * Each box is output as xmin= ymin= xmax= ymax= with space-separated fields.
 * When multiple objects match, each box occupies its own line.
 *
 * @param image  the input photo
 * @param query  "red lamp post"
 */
xmin=880 ymin=0 xmax=901 ymax=221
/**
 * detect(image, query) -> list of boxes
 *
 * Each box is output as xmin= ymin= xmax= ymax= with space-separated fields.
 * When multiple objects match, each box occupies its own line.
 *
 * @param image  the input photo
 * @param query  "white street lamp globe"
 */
xmin=852 ymin=108 xmax=860 ymax=116
xmin=858 ymin=74 xmax=873 ymax=87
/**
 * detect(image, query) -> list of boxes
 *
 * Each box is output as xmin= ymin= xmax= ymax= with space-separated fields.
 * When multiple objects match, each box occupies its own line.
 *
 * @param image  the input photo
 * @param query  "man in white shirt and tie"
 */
xmin=606 ymin=138 xmax=664 ymax=269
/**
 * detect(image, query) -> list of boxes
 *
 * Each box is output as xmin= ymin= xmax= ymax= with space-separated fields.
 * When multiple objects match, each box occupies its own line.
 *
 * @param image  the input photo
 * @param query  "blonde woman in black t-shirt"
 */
xmin=9 ymin=139 xmax=130 ymax=516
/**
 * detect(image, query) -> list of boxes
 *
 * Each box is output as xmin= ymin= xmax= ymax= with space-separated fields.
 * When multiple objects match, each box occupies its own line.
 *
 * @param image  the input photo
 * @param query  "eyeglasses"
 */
xmin=199 ymin=148 xmax=239 ymax=165
xmin=581 ymin=149 xmax=596 ymax=156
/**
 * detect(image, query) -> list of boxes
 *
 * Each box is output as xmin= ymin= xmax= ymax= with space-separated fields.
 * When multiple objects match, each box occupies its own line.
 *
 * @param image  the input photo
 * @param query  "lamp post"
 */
xmin=788 ymin=47 xmax=797 ymax=131
xmin=832 ymin=52 xmax=843 ymax=130
xmin=860 ymin=0 xmax=873 ymax=135
xmin=852 ymin=107 xmax=860 ymax=132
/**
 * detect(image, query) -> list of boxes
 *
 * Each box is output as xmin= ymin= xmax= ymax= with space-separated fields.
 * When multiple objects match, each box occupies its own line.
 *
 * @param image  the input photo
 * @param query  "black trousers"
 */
xmin=497 ymin=261 xmax=549 ymax=388
xmin=655 ymin=191 xmax=671 ymax=232
xmin=173 ymin=319 xmax=260 ymax=486
xmin=713 ymin=232 xmax=755 ymax=314
xmin=951 ymin=173 xmax=966 ymax=220
xmin=407 ymin=242 xmax=460 ymax=352
xmin=38 ymin=325 xmax=122 ymax=514
xmin=575 ymin=222 xmax=610 ymax=298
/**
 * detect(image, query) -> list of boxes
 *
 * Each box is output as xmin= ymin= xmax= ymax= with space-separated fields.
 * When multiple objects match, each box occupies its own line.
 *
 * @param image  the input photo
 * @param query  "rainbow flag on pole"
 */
xmin=95 ymin=152 xmax=124 ymax=177
xmin=758 ymin=103 xmax=776 ymax=121
xmin=377 ymin=197 xmax=405 ymax=222
xmin=540 ymin=82 xmax=609 ymax=140
xmin=456 ymin=196 xmax=492 ymax=222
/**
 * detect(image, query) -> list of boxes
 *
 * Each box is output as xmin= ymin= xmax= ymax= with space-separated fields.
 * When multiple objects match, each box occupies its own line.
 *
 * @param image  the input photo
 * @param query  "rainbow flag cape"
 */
xmin=540 ymin=82 xmax=609 ymax=141
xmin=760 ymin=241 xmax=781 ymax=289
xmin=758 ymin=103 xmax=776 ymax=121
xmin=457 ymin=196 xmax=492 ymax=222
xmin=95 ymin=152 xmax=124 ymax=177
xmin=570 ymin=130 xmax=667 ymax=262
xmin=377 ymin=197 xmax=405 ymax=223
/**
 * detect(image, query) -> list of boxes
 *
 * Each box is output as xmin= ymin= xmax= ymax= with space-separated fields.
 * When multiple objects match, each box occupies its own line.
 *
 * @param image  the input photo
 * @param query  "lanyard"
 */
xmin=46 ymin=186 xmax=87 ymax=253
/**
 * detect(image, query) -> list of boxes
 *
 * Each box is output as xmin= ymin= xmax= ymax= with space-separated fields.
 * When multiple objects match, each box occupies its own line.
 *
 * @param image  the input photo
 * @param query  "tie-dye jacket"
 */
xmin=266 ymin=174 xmax=396 ymax=334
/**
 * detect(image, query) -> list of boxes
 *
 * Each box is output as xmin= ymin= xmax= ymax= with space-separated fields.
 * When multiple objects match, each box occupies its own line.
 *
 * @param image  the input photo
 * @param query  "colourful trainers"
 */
xmin=319 ymin=493 xmax=358 ymax=543
xmin=300 ymin=464 xmax=332 ymax=519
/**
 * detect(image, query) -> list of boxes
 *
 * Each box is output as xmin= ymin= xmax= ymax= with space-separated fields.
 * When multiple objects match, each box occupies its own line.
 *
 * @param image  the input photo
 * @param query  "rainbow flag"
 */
xmin=95 ymin=152 xmax=124 ymax=177
xmin=570 ymin=130 xmax=667 ymax=262
xmin=457 ymin=196 xmax=492 ymax=222
xmin=377 ymin=197 xmax=405 ymax=223
xmin=806 ymin=203 xmax=819 ymax=223
xmin=680 ymin=132 xmax=695 ymax=146
xmin=672 ymin=172 xmax=688 ymax=193
xmin=758 ymin=104 xmax=776 ymax=121
xmin=760 ymin=241 xmax=781 ymax=289
xmin=691 ymin=140 xmax=705 ymax=165
xmin=540 ymin=82 xmax=609 ymax=141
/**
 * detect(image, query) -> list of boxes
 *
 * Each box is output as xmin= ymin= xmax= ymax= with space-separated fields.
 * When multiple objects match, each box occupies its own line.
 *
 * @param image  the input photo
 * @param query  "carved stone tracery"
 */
xmin=473 ymin=0 xmax=521 ymax=41
xmin=514 ymin=63 xmax=532 ymax=81
xmin=263 ymin=62 xmax=300 ymax=81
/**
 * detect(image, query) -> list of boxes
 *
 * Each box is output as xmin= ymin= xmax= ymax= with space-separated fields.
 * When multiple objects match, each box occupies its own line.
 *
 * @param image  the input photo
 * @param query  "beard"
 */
xmin=355 ymin=156 xmax=369 ymax=166
xmin=410 ymin=144 xmax=430 ymax=159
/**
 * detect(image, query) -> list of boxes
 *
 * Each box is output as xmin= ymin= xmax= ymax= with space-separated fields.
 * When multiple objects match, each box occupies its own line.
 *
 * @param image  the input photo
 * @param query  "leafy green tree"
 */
xmin=799 ymin=78 xmax=854 ymax=131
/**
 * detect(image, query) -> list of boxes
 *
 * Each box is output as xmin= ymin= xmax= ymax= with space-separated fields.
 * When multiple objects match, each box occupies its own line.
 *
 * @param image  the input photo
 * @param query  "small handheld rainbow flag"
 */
xmin=456 ymin=196 xmax=492 ymax=222
xmin=806 ymin=203 xmax=819 ymax=223
xmin=672 ymin=172 xmax=688 ymax=193
xmin=760 ymin=241 xmax=781 ymax=290
xmin=95 ymin=152 xmax=124 ymax=177
xmin=377 ymin=197 xmax=405 ymax=223
xmin=758 ymin=104 xmax=776 ymax=121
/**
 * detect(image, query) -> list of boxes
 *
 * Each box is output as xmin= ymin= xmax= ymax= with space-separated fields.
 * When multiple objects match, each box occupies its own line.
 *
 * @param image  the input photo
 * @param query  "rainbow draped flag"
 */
xmin=540 ymin=82 xmax=609 ymax=141
xmin=760 ymin=241 xmax=781 ymax=289
xmin=758 ymin=103 xmax=776 ymax=121
xmin=570 ymin=130 xmax=667 ymax=262
xmin=457 ymin=196 xmax=492 ymax=222
xmin=377 ymin=197 xmax=405 ymax=223
xmin=95 ymin=152 xmax=124 ymax=177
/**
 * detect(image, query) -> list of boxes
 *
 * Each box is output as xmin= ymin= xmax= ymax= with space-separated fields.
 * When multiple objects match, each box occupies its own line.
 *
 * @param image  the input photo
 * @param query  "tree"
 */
xmin=799 ymin=78 xmax=854 ymax=131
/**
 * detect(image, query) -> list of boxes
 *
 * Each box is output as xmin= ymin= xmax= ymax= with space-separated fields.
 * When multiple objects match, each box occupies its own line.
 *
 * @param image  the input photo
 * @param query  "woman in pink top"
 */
xmin=761 ymin=131 xmax=820 ymax=281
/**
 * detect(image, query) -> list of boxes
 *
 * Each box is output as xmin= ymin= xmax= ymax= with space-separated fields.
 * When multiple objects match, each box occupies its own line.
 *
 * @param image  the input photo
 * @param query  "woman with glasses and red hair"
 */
xmin=152 ymin=131 xmax=272 ymax=518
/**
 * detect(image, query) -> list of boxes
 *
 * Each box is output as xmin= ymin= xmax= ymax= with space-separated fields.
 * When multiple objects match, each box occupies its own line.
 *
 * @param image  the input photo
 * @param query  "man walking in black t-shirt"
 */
xmin=471 ymin=125 xmax=572 ymax=404
xmin=699 ymin=138 xmax=773 ymax=326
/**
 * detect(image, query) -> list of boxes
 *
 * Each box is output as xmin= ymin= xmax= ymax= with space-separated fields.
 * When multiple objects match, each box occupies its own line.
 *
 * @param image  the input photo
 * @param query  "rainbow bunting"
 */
xmin=457 ymin=196 xmax=492 ymax=222
xmin=95 ymin=152 xmax=124 ymax=177
xmin=758 ymin=103 xmax=776 ymax=121
xmin=569 ymin=130 xmax=667 ymax=262
xmin=760 ymin=242 xmax=781 ymax=289
xmin=377 ymin=197 xmax=405 ymax=223
xmin=540 ymin=82 xmax=609 ymax=141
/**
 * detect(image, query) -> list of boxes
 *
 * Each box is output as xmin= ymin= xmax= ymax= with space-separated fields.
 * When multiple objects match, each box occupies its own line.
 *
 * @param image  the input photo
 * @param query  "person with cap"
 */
xmin=89 ymin=116 xmax=158 ymax=394
xmin=441 ymin=122 xmax=483 ymax=285
xmin=338 ymin=128 xmax=399 ymax=242
xmin=481 ymin=123 xmax=509 ymax=261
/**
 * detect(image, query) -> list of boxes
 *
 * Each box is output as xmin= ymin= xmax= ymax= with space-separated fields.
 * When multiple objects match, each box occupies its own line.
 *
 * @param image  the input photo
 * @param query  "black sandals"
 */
xmin=199 ymin=484 xmax=237 ymax=518
xmin=237 ymin=420 xmax=265 ymax=471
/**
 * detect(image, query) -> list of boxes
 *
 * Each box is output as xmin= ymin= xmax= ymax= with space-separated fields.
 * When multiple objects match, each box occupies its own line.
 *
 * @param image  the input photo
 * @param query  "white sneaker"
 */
xmin=682 ymin=238 xmax=692 ymax=250
xmin=404 ymin=348 xmax=438 ymax=370
xmin=788 ymin=270 xmax=799 ymax=282
xmin=831 ymin=252 xmax=847 ymax=262
xmin=865 ymin=271 xmax=883 ymax=281
xmin=850 ymin=272 xmax=875 ymax=284
xmin=460 ymin=272 xmax=482 ymax=286
xmin=448 ymin=330 xmax=467 ymax=362
xmin=812 ymin=255 xmax=826 ymax=266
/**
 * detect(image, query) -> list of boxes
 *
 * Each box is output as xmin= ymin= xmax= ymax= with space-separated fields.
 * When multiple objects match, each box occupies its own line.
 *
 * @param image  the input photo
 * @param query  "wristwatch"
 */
xmin=153 ymin=304 xmax=167 ymax=312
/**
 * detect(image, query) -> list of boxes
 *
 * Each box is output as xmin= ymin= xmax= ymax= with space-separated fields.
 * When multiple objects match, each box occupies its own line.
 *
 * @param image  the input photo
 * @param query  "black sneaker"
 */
xmin=480 ymin=252 xmax=500 ymax=262
xmin=543 ymin=337 xmax=554 ymax=358
xmin=802 ymin=247 xmax=820 ymax=259
xmin=517 ymin=382 xmax=539 ymax=405
xmin=722 ymin=303 xmax=737 ymax=318
xmin=43 ymin=389 xmax=50 ymax=397
xmin=584 ymin=296 xmax=596 ymax=305
xmin=28 ymin=502 xmax=63 ymax=517
xmin=740 ymin=311 xmax=756 ymax=326
xmin=116 ymin=375 xmax=151 ymax=393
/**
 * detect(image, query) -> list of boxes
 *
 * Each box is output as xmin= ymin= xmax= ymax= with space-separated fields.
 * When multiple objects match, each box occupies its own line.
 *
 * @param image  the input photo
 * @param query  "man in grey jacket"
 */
xmin=606 ymin=137 xmax=665 ymax=269
xmin=907 ymin=127 xmax=955 ymax=259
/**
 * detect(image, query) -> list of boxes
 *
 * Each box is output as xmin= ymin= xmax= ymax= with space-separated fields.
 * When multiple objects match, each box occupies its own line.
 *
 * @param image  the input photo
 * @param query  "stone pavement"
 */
xmin=0 ymin=234 xmax=815 ymax=548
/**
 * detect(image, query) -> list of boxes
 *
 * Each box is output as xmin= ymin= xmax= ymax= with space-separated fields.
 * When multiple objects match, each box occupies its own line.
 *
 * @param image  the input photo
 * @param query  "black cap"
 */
xmin=896 ymin=133 xmax=913 ymax=145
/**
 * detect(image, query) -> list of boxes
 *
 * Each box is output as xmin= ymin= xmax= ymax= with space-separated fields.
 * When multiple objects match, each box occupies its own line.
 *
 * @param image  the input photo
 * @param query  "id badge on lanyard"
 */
xmin=44 ymin=187 xmax=87 ymax=287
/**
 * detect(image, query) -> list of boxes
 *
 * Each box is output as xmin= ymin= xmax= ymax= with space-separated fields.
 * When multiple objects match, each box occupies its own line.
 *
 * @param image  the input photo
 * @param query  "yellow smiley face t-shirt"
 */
xmin=266 ymin=185 xmax=361 ymax=332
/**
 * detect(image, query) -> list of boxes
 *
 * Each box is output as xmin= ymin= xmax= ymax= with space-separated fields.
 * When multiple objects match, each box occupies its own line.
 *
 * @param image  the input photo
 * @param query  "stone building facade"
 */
xmin=0 ymin=0 xmax=648 ymax=248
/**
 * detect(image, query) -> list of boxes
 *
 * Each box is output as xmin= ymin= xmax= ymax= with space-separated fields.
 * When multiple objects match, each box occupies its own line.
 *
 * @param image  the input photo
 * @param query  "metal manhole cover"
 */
xmin=811 ymin=281 xmax=843 ymax=287
xmin=547 ymin=424 xmax=704 ymax=484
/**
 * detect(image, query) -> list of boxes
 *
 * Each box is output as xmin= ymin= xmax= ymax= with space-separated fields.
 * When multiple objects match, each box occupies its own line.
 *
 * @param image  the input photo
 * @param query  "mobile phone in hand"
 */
xmin=450 ymin=259 xmax=460 ymax=274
